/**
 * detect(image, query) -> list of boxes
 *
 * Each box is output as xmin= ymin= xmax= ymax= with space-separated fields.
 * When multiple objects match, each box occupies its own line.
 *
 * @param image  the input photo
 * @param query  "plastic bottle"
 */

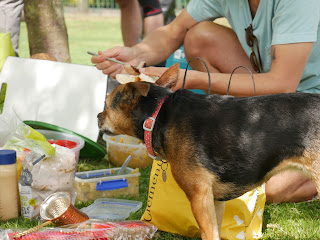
xmin=0 ymin=149 xmax=19 ymax=221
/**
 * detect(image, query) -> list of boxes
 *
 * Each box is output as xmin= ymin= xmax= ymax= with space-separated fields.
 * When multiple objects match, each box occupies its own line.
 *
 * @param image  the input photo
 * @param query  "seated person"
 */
xmin=93 ymin=0 xmax=320 ymax=203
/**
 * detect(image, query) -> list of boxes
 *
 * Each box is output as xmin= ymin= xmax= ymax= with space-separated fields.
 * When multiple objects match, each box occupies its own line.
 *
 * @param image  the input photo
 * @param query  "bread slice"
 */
xmin=115 ymin=73 xmax=159 ymax=84
xmin=139 ymin=73 xmax=159 ymax=83
xmin=115 ymin=74 xmax=141 ymax=84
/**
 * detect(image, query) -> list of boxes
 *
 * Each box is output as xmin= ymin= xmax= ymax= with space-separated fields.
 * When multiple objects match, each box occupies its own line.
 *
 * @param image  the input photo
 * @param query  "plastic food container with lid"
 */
xmin=74 ymin=167 xmax=140 ymax=203
xmin=81 ymin=198 xmax=142 ymax=220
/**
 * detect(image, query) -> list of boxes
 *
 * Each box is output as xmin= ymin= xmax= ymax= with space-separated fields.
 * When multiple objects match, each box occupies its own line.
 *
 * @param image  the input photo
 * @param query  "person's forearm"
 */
xmin=182 ymin=71 xmax=299 ymax=97
xmin=132 ymin=25 xmax=184 ymax=66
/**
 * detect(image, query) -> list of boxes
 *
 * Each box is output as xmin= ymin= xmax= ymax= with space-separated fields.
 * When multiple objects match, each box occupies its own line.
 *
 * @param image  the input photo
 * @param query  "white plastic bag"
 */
xmin=0 ymin=113 xmax=55 ymax=156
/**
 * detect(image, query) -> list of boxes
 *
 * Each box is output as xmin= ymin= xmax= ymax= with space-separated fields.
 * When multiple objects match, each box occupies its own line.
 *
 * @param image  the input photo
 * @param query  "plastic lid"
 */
xmin=81 ymin=198 xmax=142 ymax=220
xmin=0 ymin=150 xmax=16 ymax=165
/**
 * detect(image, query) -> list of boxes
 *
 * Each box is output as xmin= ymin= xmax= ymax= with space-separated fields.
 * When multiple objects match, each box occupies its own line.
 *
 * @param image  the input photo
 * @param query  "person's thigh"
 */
xmin=184 ymin=21 xmax=254 ymax=74
xmin=117 ymin=0 xmax=132 ymax=8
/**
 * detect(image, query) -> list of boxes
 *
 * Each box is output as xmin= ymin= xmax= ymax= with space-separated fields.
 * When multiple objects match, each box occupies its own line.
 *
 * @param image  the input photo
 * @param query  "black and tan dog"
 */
xmin=98 ymin=63 xmax=320 ymax=240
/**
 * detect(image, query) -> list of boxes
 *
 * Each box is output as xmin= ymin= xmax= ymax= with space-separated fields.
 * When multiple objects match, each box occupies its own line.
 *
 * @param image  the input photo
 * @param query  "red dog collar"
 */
xmin=143 ymin=97 xmax=168 ymax=160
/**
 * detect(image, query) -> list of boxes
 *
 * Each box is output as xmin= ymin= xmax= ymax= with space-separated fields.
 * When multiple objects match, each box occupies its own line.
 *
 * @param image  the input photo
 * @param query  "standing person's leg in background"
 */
xmin=117 ymin=0 xmax=164 ymax=47
xmin=159 ymin=0 xmax=175 ymax=24
xmin=0 ymin=0 xmax=24 ymax=56
xmin=117 ymin=0 xmax=143 ymax=47
xmin=138 ymin=0 xmax=163 ymax=37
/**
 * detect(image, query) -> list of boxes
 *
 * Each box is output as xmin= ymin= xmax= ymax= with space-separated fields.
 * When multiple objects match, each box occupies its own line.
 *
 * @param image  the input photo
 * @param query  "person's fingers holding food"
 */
xmin=99 ymin=46 xmax=137 ymax=64
xmin=102 ymin=63 xmax=124 ymax=79
xmin=140 ymin=64 xmax=188 ymax=90
xmin=90 ymin=52 xmax=107 ymax=64
xmin=95 ymin=56 xmax=124 ymax=76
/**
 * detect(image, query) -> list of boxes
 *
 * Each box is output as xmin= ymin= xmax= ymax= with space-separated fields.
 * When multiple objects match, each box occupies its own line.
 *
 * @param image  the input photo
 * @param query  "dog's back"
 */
xmin=153 ymin=90 xmax=320 ymax=200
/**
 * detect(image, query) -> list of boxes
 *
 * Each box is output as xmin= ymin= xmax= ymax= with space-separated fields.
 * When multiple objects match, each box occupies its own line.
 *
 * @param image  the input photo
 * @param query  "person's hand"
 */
xmin=140 ymin=66 xmax=187 ymax=91
xmin=91 ymin=46 xmax=140 ymax=78
xmin=139 ymin=66 xmax=165 ymax=77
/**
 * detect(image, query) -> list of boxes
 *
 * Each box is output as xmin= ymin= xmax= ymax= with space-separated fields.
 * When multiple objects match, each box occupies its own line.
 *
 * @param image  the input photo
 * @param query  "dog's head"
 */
xmin=98 ymin=63 xmax=180 ymax=137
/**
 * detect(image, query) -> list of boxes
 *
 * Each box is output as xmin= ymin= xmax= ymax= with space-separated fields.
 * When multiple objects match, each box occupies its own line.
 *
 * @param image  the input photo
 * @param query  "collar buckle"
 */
xmin=143 ymin=117 xmax=156 ymax=132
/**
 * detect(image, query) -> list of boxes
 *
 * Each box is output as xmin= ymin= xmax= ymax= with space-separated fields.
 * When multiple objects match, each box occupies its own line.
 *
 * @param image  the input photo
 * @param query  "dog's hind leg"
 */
xmin=171 ymin=166 xmax=221 ymax=240
xmin=214 ymin=200 xmax=225 ymax=237
xmin=188 ymin=183 xmax=220 ymax=240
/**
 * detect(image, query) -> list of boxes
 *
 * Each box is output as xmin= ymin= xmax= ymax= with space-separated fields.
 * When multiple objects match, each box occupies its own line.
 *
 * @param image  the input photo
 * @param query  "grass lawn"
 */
xmin=18 ymin=11 xmax=123 ymax=65
xmin=1 ymin=11 xmax=320 ymax=240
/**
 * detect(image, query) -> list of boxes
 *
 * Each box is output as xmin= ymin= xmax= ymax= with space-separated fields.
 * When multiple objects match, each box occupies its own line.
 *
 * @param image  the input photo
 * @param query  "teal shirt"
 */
xmin=187 ymin=0 xmax=320 ymax=93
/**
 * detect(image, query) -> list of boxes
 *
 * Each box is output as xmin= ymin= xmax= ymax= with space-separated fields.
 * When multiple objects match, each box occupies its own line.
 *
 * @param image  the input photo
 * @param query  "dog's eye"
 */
xmin=111 ymin=92 xmax=122 ymax=109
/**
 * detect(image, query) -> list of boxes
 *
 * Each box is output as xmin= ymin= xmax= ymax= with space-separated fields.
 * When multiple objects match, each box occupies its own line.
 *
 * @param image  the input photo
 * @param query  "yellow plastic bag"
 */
xmin=141 ymin=160 xmax=265 ymax=240
xmin=0 ymin=32 xmax=15 ymax=72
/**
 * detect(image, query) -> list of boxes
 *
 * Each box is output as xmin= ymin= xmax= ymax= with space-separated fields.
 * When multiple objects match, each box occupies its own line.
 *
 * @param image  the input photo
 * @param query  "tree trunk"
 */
xmin=24 ymin=0 xmax=71 ymax=62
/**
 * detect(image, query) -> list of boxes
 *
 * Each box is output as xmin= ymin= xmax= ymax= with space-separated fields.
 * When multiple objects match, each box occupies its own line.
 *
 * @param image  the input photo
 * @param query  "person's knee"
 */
xmin=184 ymin=22 xmax=213 ymax=56
xmin=184 ymin=22 xmax=229 ymax=59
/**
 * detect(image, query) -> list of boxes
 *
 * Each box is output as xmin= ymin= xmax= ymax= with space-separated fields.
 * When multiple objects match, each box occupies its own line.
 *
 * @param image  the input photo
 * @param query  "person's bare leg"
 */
xmin=184 ymin=21 xmax=255 ymax=74
xmin=117 ymin=0 xmax=142 ymax=47
xmin=143 ymin=14 xmax=164 ymax=37
xmin=265 ymin=171 xmax=318 ymax=203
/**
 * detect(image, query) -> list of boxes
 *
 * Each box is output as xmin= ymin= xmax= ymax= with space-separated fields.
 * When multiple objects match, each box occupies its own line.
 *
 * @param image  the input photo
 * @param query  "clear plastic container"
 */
xmin=81 ymin=198 xmax=142 ymax=220
xmin=74 ymin=168 xmax=140 ymax=203
xmin=103 ymin=134 xmax=153 ymax=168
xmin=0 ymin=150 xmax=19 ymax=221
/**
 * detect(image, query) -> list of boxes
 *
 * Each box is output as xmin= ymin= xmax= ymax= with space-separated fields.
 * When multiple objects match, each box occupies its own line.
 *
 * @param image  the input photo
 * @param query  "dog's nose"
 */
xmin=97 ymin=112 xmax=103 ymax=128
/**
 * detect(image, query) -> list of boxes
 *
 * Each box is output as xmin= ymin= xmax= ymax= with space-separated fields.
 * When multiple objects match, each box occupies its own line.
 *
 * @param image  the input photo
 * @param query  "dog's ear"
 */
xmin=122 ymin=82 xmax=150 ymax=102
xmin=131 ymin=82 xmax=150 ymax=97
xmin=156 ymin=62 xmax=180 ymax=89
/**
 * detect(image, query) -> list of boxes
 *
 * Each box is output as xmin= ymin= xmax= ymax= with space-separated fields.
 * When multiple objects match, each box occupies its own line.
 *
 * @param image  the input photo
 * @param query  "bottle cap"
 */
xmin=0 ymin=150 xmax=17 ymax=165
